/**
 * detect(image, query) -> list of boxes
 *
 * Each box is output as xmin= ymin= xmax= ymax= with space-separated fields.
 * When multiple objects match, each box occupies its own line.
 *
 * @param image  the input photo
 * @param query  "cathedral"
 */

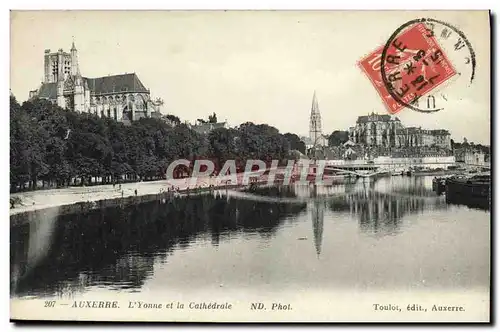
xmin=348 ymin=113 xmax=451 ymax=149
xmin=29 ymin=42 xmax=162 ymax=123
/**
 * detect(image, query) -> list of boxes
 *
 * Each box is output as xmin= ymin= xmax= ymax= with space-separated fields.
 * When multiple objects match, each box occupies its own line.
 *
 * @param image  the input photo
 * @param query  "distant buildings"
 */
xmin=454 ymin=148 xmax=486 ymax=166
xmin=190 ymin=122 xmax=228 ymax=135
xmin=348 ymin=113 xmax=451 ymax=149
xmin=28 ymin=42 xmax=162 ymax=123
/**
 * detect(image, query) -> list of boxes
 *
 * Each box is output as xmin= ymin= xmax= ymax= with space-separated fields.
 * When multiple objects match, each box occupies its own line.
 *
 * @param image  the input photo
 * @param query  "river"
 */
xmin=10 ymin=175 xmax=490 ymax=300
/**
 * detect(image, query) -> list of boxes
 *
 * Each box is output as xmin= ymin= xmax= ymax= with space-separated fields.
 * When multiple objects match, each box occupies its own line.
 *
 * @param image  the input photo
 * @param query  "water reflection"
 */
xmin=296 ymin=176 xmax=447 ymax=239
xmin=10 ymin=176 xmax=489 ymax=298
xmin=311 ymin=200 xmax=325 ymax=257
xmin=11 ymin=194 xmax=307 ymax=298
xmin=329 ymin=188 xmax=447 ymax=236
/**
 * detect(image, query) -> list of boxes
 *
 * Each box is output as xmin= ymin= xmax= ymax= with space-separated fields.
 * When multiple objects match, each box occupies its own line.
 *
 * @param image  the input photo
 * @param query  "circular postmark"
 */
xmin=380 ymin=18 xmax=476 ymax=113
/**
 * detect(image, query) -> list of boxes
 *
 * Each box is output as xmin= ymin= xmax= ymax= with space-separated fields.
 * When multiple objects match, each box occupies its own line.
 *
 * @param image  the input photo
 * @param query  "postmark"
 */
xmin=359 ymin=18 xmax=475 ymax=114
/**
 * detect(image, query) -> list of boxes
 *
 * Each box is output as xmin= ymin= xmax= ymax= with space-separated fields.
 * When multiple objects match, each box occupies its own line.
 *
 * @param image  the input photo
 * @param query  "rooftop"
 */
xmin=191 ymin=122 xmax=228 ymax=134
xmin=36 ymin=82 xmax=57 ymax=99
xmin=85 ymin=73 xmax=149 ymax=95
xmin=356 ymin=112 xmax=399 ymax=123
xmin=34 ymin=73 xmax=150 ymax=100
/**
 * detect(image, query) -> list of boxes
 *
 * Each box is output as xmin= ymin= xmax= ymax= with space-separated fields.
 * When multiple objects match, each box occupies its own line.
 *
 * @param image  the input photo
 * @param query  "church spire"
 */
xmin=309 ymin=90 xmax=323 ymax=147
xmin=311 ymin=90 xmax=320 ymax=115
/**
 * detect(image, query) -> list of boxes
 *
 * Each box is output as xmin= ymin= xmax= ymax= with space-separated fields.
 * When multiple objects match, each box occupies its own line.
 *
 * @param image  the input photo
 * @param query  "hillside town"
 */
xmin=25 ymin=42 xmax=490 ymax=165
xmin=11 ymin=42 xmax=490 ymax=201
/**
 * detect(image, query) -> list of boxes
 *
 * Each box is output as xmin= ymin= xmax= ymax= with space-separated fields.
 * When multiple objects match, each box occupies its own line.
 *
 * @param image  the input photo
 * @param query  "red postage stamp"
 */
xmin=358 ymin=22 xmax=457 ymax=114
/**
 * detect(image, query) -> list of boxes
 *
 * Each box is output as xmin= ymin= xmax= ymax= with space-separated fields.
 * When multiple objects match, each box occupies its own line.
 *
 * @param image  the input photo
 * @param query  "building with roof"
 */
xmin=348 ymin=112 xmax=451 ymax=149
xmin=190 ymin=121 xmax=228 ymax=135
xmin=28 ymin=43 xmax=162 ymax=123
xmin=454 ymin=148 xmax=486 ymax=166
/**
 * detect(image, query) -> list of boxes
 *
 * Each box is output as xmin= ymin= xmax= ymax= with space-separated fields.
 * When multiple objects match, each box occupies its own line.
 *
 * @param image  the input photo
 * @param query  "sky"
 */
xmin=10 ymin=10 xmax=491 ymax=144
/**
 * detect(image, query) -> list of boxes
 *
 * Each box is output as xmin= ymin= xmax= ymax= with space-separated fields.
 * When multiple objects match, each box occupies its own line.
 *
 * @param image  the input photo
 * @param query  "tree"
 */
xmin=328 ymin=130 xmax=349 ymax=146
xmin=165 ymin=114 xmax=181 ymax=125
xmin=283 ymin=133 xmax=306 ymax=154
xmin=208 ymin=112 xmax=218 ymax=124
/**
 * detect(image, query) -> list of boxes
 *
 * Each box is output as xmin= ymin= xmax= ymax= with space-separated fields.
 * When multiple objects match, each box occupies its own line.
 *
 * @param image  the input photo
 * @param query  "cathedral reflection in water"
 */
xmin=305 ymin=176 xmax=449 ymax=256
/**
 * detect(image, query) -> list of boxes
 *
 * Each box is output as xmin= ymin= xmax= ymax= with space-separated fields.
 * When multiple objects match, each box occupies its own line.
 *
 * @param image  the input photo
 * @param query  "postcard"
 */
xmin=9 ymin=10 xmax=491 ymax=323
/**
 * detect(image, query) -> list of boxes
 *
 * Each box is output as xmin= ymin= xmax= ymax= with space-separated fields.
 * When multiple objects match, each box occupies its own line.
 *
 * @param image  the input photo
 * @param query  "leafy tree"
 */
xmin=328 ymin=130 xmax=349 ymax=146
xmin=208 ymin=112 xmax=218 ymax=123
xmin=283 ymin=133 xmax=306 ymax=154
xmin=165 ymin=114 xmax=180 ymax=125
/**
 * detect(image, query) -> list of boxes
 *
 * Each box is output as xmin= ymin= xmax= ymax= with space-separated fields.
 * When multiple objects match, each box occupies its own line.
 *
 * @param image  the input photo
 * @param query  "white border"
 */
xmin=3 ymin=1 xmax=498 ymax=331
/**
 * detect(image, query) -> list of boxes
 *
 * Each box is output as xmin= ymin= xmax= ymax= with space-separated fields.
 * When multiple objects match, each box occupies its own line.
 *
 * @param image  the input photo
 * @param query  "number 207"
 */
xmin=44 ymin=301 xmax=56 ymax=308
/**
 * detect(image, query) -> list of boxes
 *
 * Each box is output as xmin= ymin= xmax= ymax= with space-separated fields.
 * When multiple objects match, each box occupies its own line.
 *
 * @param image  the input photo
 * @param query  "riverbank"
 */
xmin=410 ymin=169 xmax=462 ymax=176
xmin=9 ymin=172 xmax=264 ymax=217
xmin=11 ymin=166 xmax=457 ymax=219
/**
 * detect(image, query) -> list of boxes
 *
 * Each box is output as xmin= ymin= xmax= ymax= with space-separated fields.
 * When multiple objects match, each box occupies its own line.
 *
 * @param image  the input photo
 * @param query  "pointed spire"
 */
xmin=71 ymin=37 xmax=79 ymax=76
xmin=311 ymin=90 xmax=320 ymax=115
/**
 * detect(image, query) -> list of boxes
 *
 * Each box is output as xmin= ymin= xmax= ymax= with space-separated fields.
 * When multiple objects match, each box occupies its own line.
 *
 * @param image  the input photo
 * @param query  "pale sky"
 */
xmin=10 ymin=10 xmax=490 ymax=144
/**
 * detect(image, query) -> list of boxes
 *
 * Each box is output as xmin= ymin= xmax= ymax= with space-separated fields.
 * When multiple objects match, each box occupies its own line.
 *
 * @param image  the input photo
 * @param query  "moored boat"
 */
xmin=445 ymin=173 xmax=490 ymax=209
xmin=432 ymin=176 xmax=447 ymax=193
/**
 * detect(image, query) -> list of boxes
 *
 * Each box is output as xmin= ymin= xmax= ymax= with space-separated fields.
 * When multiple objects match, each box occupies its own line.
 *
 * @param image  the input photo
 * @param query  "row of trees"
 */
xmin=10 ymin=96 xmax=303 ymax=192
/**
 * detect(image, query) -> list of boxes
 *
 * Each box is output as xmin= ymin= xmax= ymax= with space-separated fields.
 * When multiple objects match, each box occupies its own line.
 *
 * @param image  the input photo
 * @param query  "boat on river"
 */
xmin=445 ymin=173 xmax=490 ymax=209
xmin=432 ymin=176 xmax=447 ymax=193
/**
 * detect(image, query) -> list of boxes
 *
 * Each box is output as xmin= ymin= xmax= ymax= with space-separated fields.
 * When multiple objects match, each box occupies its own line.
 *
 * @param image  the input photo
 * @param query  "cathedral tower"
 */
xmin=73 ymin=68 xmax=85 ymax=113
xmin=70 ymin=41 xmax=79 ymax=76
xmin=56 ymin=78 xmax=65 ymax=109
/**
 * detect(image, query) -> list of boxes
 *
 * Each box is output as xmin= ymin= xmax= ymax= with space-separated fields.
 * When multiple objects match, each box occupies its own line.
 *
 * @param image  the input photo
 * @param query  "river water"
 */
xmin=10 ymin=176 xmax=490 ymax=299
